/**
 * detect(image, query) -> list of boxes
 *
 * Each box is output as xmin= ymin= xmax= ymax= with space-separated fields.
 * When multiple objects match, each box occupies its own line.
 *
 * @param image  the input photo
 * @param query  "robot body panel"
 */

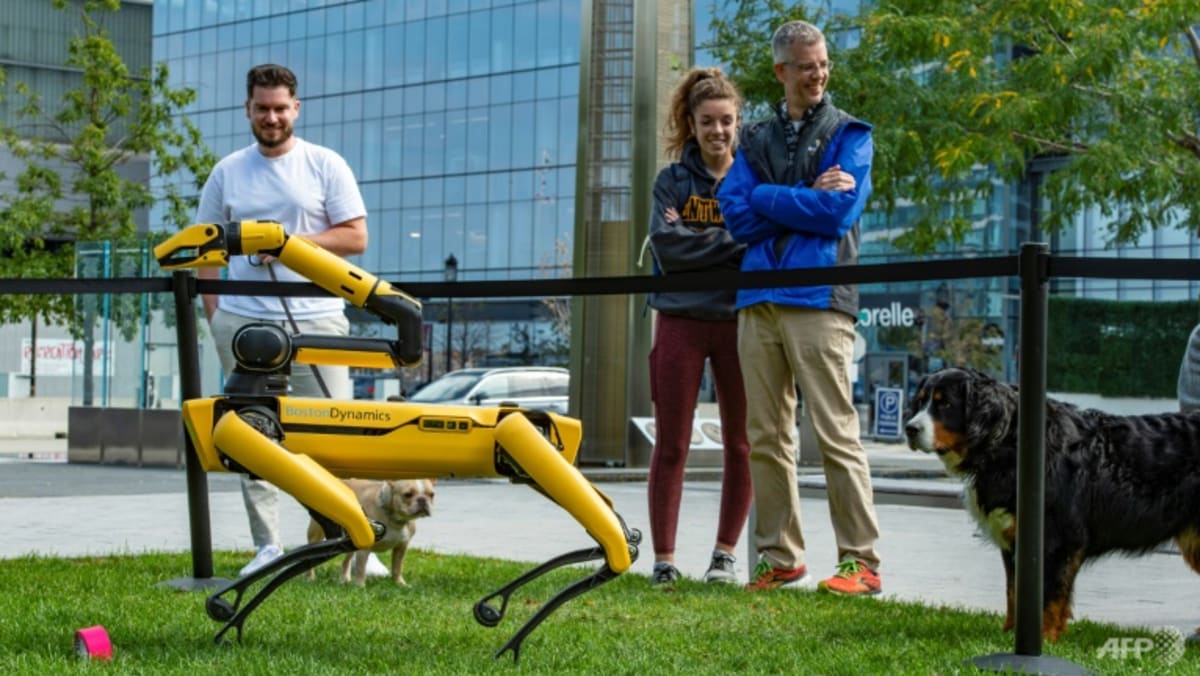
xmin=157 ymin=222 xmax=636 ymax=657
xmin=292 ymin=347 xmax=397 ymax=369
xmin=212 ymin=412 xmax=378 ymax=549
xmin=494 ymin=414 xmax=631 ymax=572
xmin=182 ymin=399 xmax=222 ymax=472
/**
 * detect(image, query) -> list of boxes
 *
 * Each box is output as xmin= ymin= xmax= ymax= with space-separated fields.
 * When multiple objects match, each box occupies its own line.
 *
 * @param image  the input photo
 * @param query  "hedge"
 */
xmin=1046 ymin=296 xmax=1200 ymax=398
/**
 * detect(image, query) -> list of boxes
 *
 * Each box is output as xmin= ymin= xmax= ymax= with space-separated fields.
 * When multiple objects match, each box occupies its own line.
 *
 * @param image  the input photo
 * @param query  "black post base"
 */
xmin=971 ymin=652 xmax=1093 ymax=675
xmin=158 ymin=576 xmax=233 ymax=592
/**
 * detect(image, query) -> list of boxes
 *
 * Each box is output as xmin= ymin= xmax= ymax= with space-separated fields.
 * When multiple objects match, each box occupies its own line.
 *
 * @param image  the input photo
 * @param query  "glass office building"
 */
xmin=144 ymin=0 xmax=1200 ymax=402
xmin=0 ymin=0 xmax=152 ymax=401
xmin=152 ymin=1 xmax=584 ymax=393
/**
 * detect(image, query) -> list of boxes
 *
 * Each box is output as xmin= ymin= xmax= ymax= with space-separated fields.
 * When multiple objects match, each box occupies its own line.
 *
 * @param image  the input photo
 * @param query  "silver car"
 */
xmin=408 ymin=367 xmax=570 ymax=413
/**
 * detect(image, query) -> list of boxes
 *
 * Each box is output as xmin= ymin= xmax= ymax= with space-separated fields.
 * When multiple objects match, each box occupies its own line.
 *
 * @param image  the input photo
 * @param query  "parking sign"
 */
xmin=872 ymin=387 xmax=904 ymax=439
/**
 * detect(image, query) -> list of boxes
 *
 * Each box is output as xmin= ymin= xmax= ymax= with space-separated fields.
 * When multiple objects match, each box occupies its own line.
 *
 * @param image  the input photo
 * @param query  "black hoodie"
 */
xmin=646 ymin=139 xmax=745 ymax=321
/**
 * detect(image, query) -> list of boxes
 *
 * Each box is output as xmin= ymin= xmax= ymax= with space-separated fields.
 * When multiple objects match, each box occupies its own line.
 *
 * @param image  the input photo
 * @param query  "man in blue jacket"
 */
xmin=718 ymin=19 xmax=882 ymax=594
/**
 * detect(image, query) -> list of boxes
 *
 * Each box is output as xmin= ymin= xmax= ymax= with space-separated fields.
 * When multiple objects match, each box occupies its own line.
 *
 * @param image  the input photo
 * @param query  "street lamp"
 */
xmin=444 ymin=253 xmax=458 ymax=374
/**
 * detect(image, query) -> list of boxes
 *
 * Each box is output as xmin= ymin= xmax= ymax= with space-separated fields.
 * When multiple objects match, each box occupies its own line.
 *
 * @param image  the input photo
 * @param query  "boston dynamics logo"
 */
xmin=1095 ymin=626 xmax=1185 ymax=666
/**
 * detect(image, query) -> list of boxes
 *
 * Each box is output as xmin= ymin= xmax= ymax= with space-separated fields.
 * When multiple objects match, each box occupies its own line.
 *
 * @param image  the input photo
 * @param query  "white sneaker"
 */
xmin=239 ymin=544 xmax=283 ymax=576
xmin=703 ymin=550 xmax=739 ymax=584
xmin=364 ymin=552 xmax=390 ymax=578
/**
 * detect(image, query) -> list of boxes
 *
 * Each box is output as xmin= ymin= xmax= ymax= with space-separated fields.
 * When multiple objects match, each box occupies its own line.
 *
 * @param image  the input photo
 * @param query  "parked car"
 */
xmin=406 ymin=366 xmax=569 ymax=413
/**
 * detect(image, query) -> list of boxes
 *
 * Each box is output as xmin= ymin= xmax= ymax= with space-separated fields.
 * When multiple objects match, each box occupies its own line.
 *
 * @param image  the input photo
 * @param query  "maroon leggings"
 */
xmin=647 ymin=313 xmax=752 ymax=557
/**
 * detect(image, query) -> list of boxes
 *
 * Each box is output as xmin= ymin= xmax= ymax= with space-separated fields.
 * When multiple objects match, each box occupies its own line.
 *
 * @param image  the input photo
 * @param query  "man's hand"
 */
xmin=813 ymin=164 xmax=856 ymax=192
xmin=198 ymin=267 xmax=220 ymax=322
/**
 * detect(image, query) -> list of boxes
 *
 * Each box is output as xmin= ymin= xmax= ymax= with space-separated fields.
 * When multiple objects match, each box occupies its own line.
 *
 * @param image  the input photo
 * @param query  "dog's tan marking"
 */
xmin=1176 ymin=528 xmax=1200 ymax=574
xmin=1042 ymin=550 xmax=1083 ymax=641
xmin=1000 ymin=521 xmax=1016 ymax=548
xmin=1043 ymin=598 xmax=1069 ymax=642
xmin=931 ymin=421 xmax=966 ymax=467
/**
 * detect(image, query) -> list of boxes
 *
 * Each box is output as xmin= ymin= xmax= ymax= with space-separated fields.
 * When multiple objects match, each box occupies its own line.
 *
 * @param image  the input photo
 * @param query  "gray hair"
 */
xmin=771 ymin=20 xmax=825 ymax=65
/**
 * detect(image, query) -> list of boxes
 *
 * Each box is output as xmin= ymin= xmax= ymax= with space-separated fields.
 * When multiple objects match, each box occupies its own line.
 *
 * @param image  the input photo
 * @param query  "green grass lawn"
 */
xmin=1 ymin=550 xmax=1192 ymax=674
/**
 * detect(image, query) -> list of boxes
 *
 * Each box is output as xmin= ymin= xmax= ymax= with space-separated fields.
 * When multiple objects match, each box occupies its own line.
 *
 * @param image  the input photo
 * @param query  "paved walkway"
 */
xmin=2 ymin=437 xmax=1198 ymax=640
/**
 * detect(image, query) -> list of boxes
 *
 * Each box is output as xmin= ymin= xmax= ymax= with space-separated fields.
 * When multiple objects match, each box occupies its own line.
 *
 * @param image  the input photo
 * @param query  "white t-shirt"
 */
xmin=194 ymin=138 xmax=367 ymax=320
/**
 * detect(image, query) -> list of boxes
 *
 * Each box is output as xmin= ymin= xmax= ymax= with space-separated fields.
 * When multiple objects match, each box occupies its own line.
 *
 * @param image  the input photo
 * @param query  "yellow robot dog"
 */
xmin=155 ymin=221 xmax=640 ymax=660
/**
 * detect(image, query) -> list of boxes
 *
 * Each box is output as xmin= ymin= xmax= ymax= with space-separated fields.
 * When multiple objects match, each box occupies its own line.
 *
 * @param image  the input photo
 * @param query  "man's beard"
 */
xmin=253 ymin=123 xmax=292 ymax=148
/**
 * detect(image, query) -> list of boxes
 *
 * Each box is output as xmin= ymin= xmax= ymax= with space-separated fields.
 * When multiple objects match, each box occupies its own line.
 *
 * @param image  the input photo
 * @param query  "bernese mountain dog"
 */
xmin=904 ymin=367 xmax=1200 ymax=641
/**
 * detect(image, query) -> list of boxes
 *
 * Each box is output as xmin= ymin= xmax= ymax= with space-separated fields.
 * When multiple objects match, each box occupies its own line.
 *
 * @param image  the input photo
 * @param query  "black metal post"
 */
xmin=972 ymin=243 xmax=1089 ymax=674
xmin=426 ymin=325 xmax=434 ymax=384
xmin=1014 ymin=242 xmax=1048 ymax=655
xmin=444 ymin=253 xmax=458 ymax=375
xmin=161 ymin=270 xmax=227 ymax=591
xmin=446 ymin=296 xmax=454 ymax=374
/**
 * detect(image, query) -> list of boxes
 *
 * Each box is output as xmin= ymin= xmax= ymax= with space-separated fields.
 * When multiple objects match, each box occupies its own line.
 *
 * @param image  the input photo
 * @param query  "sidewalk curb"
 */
xmin=580 ymin=466 xmax=962 ymax=509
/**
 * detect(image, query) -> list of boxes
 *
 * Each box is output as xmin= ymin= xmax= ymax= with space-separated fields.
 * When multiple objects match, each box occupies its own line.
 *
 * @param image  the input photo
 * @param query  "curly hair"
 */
xmin=662 ymin=67 xmax=742 ymax=160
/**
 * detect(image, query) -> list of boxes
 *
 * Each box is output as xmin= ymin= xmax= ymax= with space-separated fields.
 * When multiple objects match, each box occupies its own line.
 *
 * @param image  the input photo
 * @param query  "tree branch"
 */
xmin=1041 ymin=17 xmax=1076 ymax=58
xmin=1010 ymin=131 xmax=1090 ymax=155
xmin=1069 ymin=82 xmax=1117 ymax=100
xmin=1184 ymin=23 xmax=1200 ymax=72
xmin=1010 ymin=129 xmax=1190 ymax=175
xmin=1170 ymin=131 xmax=1200 ymax=160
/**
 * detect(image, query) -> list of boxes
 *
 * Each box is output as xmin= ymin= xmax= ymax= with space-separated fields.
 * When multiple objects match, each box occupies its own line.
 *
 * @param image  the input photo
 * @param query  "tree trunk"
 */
xmin=82 ymin=305 xmax=96 ymax=406
xmin=29 ymin=315 xmax=37 ymax=398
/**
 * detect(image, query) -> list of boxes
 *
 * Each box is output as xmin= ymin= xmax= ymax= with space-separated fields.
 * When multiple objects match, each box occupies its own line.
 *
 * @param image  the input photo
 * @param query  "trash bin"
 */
xmin=855 ymin=403 xmax=870 ymax=438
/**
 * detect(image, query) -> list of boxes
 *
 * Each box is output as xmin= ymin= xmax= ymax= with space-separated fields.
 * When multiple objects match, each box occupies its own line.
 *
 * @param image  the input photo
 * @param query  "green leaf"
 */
xmin=0 ymin=0 xmax=214 ymax=390
xmin=707 ymin=1 xmax=1200 ymax=252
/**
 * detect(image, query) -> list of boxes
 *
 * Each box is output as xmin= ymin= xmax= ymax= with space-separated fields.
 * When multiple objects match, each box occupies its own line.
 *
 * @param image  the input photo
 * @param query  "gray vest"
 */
xmin=739 ymin=99 xmax=862 ymax=317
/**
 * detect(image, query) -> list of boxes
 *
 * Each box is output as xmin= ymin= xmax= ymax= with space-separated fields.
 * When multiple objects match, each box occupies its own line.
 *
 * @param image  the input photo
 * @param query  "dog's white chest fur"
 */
xmin=964 ymin=486 xmax=1015 ymax=551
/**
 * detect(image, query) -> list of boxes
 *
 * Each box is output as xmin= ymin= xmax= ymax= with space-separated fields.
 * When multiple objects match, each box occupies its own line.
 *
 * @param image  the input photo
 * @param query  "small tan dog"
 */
xmin=307 ymin=478 xmax=435 ymax=586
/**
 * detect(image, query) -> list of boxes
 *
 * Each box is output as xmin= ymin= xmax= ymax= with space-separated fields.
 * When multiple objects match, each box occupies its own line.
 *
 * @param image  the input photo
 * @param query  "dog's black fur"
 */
xmin=904 ymin=367 xmax=1200 ymax=640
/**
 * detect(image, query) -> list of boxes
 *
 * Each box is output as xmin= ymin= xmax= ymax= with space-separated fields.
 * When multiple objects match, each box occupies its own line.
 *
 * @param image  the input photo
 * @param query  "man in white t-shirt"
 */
xmin=194 ymin=64 xmax=385 ymax=577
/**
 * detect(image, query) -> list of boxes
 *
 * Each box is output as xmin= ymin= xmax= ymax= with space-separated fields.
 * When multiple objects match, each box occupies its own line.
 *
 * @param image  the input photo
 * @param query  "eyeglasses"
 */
xmin=784 ymin=60 xmax=833 ymax=75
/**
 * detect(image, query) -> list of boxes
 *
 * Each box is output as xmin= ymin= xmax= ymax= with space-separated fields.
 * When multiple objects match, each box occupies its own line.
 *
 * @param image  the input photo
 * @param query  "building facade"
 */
xmin=0 ymin=0 xmax=152 ymax=402
xmin=2 ymin=1 xmax=1195 ymax=459
xmin=152 ymin=1 xmax=584 ymax=395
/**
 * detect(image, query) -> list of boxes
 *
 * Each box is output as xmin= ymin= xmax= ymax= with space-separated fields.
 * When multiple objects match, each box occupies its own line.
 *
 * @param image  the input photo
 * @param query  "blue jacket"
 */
xmin=717 ymin=98 xmax=872 ymax=318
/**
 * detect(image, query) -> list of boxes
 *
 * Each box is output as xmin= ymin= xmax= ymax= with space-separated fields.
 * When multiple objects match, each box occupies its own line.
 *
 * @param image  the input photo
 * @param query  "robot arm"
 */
xmin=157 ymin=221 xmax=640 ymax=660
xmin=154 ymin=221 xmax=424 ymax=366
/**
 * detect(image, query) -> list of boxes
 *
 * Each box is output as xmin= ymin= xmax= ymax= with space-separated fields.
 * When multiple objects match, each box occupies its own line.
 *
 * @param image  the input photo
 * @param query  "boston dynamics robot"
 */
xmin=155 ymin=221 xmax=640 ymax=660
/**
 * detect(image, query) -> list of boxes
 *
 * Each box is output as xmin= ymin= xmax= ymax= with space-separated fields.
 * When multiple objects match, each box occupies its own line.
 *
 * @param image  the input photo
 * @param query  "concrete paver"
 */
xmin=2 ymin=438 xmax=1198 ymax=640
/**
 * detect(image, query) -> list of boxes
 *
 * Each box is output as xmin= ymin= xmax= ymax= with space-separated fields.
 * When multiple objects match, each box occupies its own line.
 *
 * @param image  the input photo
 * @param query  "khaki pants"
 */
xmin=211 ymin=308 xmax=352 ymax=549
xmin=737 ymin=303 xmax=880 ymax=571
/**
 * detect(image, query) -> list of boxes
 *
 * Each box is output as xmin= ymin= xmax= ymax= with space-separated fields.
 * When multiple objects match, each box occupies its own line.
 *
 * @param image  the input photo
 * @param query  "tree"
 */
xmin=875 ymin=289 xmax=1003 ymax=374
xmin=916 ymin=292 xmax=1003 ymax=374
xmin=0 ymin=0 xmax=215 ymax=402
xmin=536 ymin=236 xmax=572 ymax=363
xmin=707 ymin=1 xmax=1200 ymax=252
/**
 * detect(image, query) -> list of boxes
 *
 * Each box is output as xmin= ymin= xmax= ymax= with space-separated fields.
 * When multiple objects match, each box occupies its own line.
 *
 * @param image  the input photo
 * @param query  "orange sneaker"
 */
xmin=817 ymin=559 xmax=881 ymax=596
xmin=745 ymin=557 xmax=811 ymax=591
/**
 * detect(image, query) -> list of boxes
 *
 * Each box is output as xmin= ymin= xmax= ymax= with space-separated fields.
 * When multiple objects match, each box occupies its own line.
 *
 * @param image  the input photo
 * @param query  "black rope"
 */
xmin=5 ymin=254 xmax=1200 ymax=299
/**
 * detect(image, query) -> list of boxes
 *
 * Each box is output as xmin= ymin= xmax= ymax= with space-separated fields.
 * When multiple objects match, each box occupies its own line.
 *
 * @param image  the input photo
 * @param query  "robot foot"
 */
xmin=475 ymin=530 xmax=640 ymax=662
xmin=207 ymin=536 xmax=355 ymax=644
xmin=494 ymin=563 xmax=621 ymax=662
